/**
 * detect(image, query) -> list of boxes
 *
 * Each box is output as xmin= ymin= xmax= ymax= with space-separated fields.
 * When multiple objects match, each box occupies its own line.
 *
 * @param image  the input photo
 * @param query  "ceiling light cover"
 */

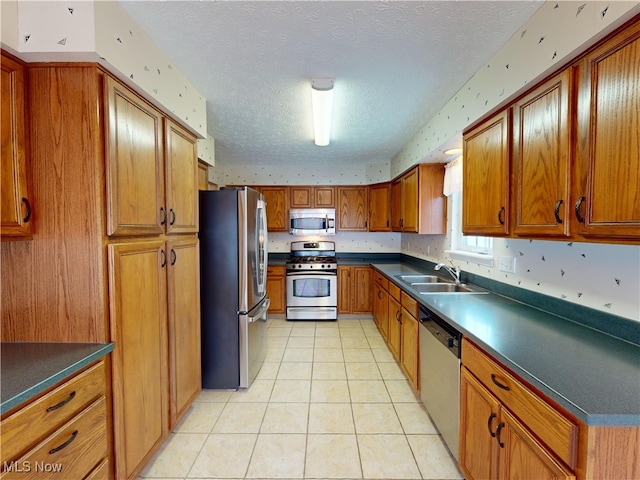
xmin=312 ymin=78 xmax=334 ymax=146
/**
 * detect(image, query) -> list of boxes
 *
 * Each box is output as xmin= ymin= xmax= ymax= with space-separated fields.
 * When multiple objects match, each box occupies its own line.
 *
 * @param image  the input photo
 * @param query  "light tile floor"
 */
xmin=139 ymin=317 xmax=464 ymax=480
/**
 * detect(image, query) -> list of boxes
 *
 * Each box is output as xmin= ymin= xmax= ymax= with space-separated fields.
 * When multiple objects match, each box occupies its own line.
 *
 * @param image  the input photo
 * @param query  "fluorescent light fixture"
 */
xmin=311 ymin=78 xmax=334 ymax=146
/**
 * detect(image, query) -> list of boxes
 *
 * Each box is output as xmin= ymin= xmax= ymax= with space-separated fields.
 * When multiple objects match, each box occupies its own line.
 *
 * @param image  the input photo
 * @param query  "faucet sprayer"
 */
xmin=435 ymin=263 xmax=461 ymax=284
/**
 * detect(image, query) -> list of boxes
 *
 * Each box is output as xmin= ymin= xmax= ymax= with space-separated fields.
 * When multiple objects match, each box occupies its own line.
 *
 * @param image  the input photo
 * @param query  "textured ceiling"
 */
xmin=119 ymin=1 xmax=542 ymax=166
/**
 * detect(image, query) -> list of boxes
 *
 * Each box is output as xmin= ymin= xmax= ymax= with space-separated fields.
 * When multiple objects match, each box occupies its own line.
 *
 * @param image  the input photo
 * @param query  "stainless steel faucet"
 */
xmin=435 ymin=263 xmax=461 ymax=284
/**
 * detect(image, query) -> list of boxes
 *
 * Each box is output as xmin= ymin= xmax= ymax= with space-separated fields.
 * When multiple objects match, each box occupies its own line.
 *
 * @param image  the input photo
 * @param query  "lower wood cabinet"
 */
xmin=387 ymin=283 xmax=402 ymax=360
xmin=400 ymin=292 xmax=419 ymax=392
xmin=266 ymin=265 xmax=286 ymax=314
xmin=338 ymin=265 xmax=372 ymax=314
xmin=109 ymin=237 xmax=201 ymax=479
xmin=0 ymin=361 xmax=109 ymax=480
xmin=460 ymin=338 xmax=577 ymax=480
xmin=372 ymin=273 xmax=389 ymax=340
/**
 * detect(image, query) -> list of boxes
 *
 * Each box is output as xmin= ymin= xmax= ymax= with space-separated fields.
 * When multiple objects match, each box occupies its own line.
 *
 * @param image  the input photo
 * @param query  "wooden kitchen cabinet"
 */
xmin=165 ymin=119 xmax=198 ymax=234
xmin=573 ymin=19 xmax=640 ymax=240
xmin=290 ymin=186 xmax=335 ymax=208
xmin=463 ymin=109 xmax=511 ymax=236
xmin=167 ymin=237 xmax=201 ymax=427
xmin=368 ymin=182 xmax=391 ymax=231
xmin=400 ymin=292 xmax=419 ymax=392
xmin=1 ymin=52 xmax=33 ymax=239
xmin=266 ymin=265 xmax=286 ymax=314
xmin=387 ymin=285 xmax=402 ymax=360
xmin=258 ymin=186 xmax=289 ymax=232
xmin=337 ymin=186 xmax=368 ymax=231
xmin=391 ymin=164 xmax=446 ymax=234
xmin=372 ymin=273 xmax=389 ymax=340
xmin=513 ymin=69 xmax=572 ymax=238
xmin=108 ymin=240 xmax=169 ymax=480
xmin=338 ymin=265 xmax=372 ymax=314
xmin=460 ymin=338 xmax=577 ymax=480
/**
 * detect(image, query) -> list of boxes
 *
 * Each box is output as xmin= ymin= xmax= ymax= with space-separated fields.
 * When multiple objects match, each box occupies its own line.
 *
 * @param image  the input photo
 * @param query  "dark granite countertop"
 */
xmin=1 ymin=342 xmax=114 ymax=416
xmin=371 ymin=262 xmax=640 ymax=427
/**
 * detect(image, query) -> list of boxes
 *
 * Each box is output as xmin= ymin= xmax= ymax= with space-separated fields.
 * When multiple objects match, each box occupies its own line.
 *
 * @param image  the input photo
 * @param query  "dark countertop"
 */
xmin=371 ymin=263 xmax=640 ymax=427
xmin=1 ymin=342 xmax=114 ymax=416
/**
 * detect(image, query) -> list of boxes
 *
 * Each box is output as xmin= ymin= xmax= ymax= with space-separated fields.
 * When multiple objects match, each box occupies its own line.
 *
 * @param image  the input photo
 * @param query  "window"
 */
xmin=448 ymin=191 xmax=494 ymax=264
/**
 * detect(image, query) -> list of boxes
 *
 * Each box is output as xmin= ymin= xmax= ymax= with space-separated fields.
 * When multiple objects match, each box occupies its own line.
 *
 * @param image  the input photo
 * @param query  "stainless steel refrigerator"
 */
xmin=199 ymin=187 xmax=269 ymax=389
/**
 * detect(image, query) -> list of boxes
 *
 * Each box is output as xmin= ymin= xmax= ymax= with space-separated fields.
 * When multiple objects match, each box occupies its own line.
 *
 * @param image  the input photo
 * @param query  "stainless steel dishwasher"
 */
xmin=419 ymin=304 xmax=462 ymax=460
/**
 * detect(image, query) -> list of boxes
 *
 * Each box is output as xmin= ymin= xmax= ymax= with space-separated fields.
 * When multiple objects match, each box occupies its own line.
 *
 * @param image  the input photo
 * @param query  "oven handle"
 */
xmin=286 ymin=271 xmax=337 ymax=277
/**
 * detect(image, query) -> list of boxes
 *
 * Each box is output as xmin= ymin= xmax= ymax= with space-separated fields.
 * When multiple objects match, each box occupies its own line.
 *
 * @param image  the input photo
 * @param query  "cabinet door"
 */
xmin=338 ymin=186 xmax=368 ymax=231
xmin=197 ymin=160 xmax=210 ymax=191
xmin=260 ymin=187 xmax=288 ymax=232
xmin=459 ymin=367 xmax=500 ymax=480
xmin=575 ymin=21 xmax=640 ymax=239
xmin=108 ymin=241 xmax=168 ymax=479
xmin=401 ymin=168 xmax=419 ymax=233
xmin=352 ymin=266 xmax=372 ymax=313
xmin=368 ymin=183 xmax=391 ymax=231
xmin=337 ymin=265 xmax=352 ymax=314
xmin=390 ymin=179 xmax=402 ymax=231
xmin=400 ymin=309 xmax=419 ymax=391
xmin=498 ymin=409 xmax=575 ymax=480
xmin=167 ymin=237 xmax=201 ymax=427
xmin=105 ymin=77 xmax=164 ymax=236
xmin=165 ymin=119 xmax=198 ymax=234
xmin=1 ymin=54 xmax=32 ymax=237
xmin=463 ymin=109 xmax=510 ymax=235
xmin=290 ymin=186 xmax=312 ymax=208
xmin=387 ymin=295 xmax=402 ymax=360
xmin=266 ymin=265 xmax=286 ymax=313
xmin=314 ymin=186 xmax=335 ymax=208
xmin=373 ymin=282 xmax=389 ymax=340
xmin=513 ymin=70 xmax=571 ymax=237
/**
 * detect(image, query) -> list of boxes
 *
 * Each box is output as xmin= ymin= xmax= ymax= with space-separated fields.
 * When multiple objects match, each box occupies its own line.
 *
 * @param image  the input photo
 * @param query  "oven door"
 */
xmin=286 ymin=272 xmax=337 ymax=308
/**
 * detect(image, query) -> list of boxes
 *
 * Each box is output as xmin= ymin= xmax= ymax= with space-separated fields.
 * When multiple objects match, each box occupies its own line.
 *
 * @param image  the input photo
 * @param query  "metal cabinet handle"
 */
xmin=498 ymin=206 xmax=505 ymax=225
xmin=22 ymin=198 xmax=32 ymax=223
xmin=575 ymin=196 xmax=586 ymax=223
xmin=170 ymin=208 xmax=176 ymax=225
xmin=554 ymin=199 xmax=563 ymax=224
xmin=161 ymin=250 xmax=167 ymax=268
xmin=46 ymin=391 xmax=76 ymax=412
xmin=49 ymin=430 xmax=78 ymax=455
xmin=495 ymin=421 xmax=505 ymax=448
xmin=171 ymin=248 xmax=177 ymax=266
xmin=487 ymin=412 xmax=497 ymax=437
xmin=377 ymin=290 xmax=382 ymax=300
xmin=160 ymin=207 xmax=167 ymax=225
xmin=491 ymin=374 xmax=510 ymax=390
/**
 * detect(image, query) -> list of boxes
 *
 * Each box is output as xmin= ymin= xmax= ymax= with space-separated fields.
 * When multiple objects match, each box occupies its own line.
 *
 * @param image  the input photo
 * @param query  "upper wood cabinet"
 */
xmin=368 ymin=182 xmax=391 ymax=232
xmin=463 ymin=109 xmax=511 ymax=236
xmin=337 ymin=186 xmax=368 ymax=231
xmin=574 ymin=19 xmax=640 ymax=240
xmin=105 ymin=77 xmax=165 ymax=236
xmin=1 ymin=52 xmax=33 ymax=239
xmin=257 ymin=186 xmax=289 ymax=232
xmin=513 ymin=69 xmax=571 ymax=237
xmin=391 ymin=164 xmax=446 ymax=234
xmin=165 ymin=119 xmax=198 ymax=234
xmin=290 ymin=186 xmax=335 ymax=208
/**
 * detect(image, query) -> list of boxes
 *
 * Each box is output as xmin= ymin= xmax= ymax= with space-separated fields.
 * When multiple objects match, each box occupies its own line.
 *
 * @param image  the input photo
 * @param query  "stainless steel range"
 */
xmin=286 ymin=241 xmax=337 ymax=321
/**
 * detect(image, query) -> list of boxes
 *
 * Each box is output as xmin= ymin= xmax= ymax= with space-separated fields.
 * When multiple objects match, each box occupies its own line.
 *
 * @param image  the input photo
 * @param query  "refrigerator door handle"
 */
xmin=248 ymin=297 xmax=270 ymax=323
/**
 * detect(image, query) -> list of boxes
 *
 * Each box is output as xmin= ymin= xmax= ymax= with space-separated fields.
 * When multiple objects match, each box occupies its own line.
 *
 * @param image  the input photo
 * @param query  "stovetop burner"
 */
xmin=287 ymin=241 xmax=337 ymax=271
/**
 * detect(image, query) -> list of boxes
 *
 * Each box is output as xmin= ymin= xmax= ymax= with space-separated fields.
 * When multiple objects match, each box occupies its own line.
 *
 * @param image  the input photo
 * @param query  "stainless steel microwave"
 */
xmin=289 ymin=208 xmax=336 ymax=235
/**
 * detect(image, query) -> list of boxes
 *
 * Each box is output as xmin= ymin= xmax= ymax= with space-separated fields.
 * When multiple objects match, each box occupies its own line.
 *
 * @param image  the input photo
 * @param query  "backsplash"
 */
xmin=269 ymin=232 xmax=400 ymax=254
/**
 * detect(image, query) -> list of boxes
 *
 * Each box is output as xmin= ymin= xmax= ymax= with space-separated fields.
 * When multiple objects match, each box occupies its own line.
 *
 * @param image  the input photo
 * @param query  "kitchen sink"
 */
xmin=414 ymin=283 xmax=488 ymax=294
xmin=395 ymin=275 xmax=448 ymax=284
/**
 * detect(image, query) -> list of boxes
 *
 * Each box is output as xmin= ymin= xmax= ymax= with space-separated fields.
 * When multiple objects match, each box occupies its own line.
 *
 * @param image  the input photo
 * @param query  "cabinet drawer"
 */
xmin=267 ymin=265 xmax=285 ymax=276
xmin=1 ymin=397 xmax=108 ymax=480
xmin=401 ymin=292 xmax=419 ymax=319
xmin=388 ymin=282 xmax=401 ymax=301
xmin=374 ymin=272 xmax=389 ymax=290
xmin=84 ymin=458 xmax=109 ymax=480
xmin=462 ymin=339 xmax=578 ymax=468
xmin=1 ymin=361 xmax=106 ymax=463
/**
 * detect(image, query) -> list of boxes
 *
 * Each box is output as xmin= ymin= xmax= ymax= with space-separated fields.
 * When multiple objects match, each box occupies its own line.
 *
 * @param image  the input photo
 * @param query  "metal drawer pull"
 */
xmin=49 ymin=430 xmax=78 ymax=454
xmin=491 ymin=374 xmax=510 ymax=390
xmin=495 ymin=422 xmax=505 ymax=448
xmin=487 ymin=412 xmax=497 ymax=437
xmin=46 ymin=391 xmax=76 ymax=412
